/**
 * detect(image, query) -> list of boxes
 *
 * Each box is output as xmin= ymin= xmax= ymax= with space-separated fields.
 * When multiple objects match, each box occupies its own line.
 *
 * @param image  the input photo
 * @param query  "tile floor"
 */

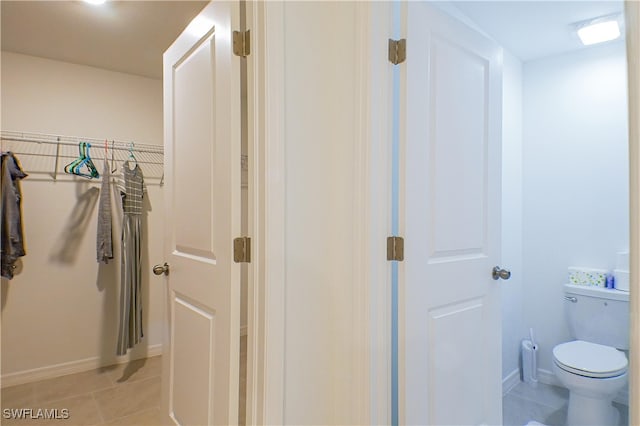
xmin=15 ymin=352 xmax=629 ymax=426
xmin=2 ymin=336 xmax=248 ymax=426
xmin=503 ymin=381 xmax=629 ymax=426
xmin=1 ymin=356 xmax=162 ymax=425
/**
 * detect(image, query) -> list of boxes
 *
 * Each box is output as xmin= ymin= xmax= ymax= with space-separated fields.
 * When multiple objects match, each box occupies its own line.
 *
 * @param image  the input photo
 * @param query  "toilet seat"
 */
xmin=553 ymin=340 xmax=627 ymax=378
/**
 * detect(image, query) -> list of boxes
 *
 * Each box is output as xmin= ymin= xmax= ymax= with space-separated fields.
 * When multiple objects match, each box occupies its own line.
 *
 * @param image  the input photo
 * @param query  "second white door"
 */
xmin=402 ymin=3 xmax=504 ymax=425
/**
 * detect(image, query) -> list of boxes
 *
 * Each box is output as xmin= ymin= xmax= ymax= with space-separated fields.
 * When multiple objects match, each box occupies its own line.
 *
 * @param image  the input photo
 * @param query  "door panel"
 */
xmin=172 ymin=297 xmax=215 ymax=425
xmin=427 ymin=299 xmax=486 ymax=425
xmin=163 ymin=2 xmax=241 ymax=425
xmin=403 ymin=3 xmax=503 ymax=425
xmin=173 ymin=37 xmax=217 ymax=259
xmin=429 ymin=36 xmax=488 ymax=258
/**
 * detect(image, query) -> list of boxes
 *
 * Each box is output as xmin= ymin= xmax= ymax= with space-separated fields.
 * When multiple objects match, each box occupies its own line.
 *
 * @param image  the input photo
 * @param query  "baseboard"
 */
xmin=536 ymin=368 xmax=561 ymax=387
xmin=503 ymin=367 xmax=554 ymax=395
xmin=503 ymin=368 xmax=521 ymax=395
xmin=1 ymin=344 xmax=163 ymax=388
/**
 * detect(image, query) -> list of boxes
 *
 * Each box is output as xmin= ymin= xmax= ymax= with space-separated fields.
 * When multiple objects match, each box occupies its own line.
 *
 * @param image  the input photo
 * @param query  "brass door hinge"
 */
xmin=387 ymin=236 xmax=404 ymax=261
xmin=233 ymin=30 xmax=251 ymax=57
xmin=234 ymin=237 xmax=251 ymax=263
xmin=388 ymin=38 xmax=406 ymax=65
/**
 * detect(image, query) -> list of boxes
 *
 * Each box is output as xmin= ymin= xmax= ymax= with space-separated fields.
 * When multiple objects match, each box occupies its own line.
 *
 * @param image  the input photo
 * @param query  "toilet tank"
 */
xmin=564 ymin=284 xmax=629 ymax=349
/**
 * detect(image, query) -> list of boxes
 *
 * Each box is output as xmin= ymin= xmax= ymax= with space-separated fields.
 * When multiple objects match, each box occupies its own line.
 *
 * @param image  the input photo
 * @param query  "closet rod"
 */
xmin=0 ymin=131 xmax=164 ymax=155
xmin=1 ymin=130 xmax=165 ymax=183
xmin=5 ymin=151 xmax=162 ymax=166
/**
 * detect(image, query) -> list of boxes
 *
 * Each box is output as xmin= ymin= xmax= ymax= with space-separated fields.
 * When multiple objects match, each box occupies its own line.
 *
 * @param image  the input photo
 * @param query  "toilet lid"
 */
xmin=553 ymin=340 xmax=627 ymax=378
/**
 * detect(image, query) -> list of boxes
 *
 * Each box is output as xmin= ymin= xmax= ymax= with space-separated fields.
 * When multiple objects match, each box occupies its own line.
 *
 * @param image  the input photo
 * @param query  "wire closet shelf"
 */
xmin=0 ymin=130 xmax=165 ymax=184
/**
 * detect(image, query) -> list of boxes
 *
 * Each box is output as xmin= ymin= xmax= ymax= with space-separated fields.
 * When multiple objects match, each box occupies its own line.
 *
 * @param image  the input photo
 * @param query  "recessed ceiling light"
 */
xmin=577 ymin=18 xmax=621 ymax=46
xmin=83 ymin=0 xmax=107 ymax=5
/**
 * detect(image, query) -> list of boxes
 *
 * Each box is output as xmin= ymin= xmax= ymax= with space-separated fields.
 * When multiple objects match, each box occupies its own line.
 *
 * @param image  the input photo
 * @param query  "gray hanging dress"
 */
xmin=96 ymin=159 xmax=113 ymax=264
xmin=116 ymin=161 xmax=145 ymax=355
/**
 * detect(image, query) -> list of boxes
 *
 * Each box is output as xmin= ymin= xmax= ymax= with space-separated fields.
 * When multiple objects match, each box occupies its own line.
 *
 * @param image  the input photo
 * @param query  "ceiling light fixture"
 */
xmin=576 ymin=17 xmax=621 ymax=46
xmin=83 ymin=0 xmax=106 ymax=5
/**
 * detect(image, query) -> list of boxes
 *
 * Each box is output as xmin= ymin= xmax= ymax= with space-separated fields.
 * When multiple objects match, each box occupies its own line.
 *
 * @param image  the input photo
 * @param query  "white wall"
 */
xmin=282 ymin=2 xmax=357 ymax=424
xmin=522 ymin=41 xmax=629 ymax=375
xmin=1 ymin=52 xmax=165 ymax=383
xmin=501 ymin=50 xmax=525 ymax=383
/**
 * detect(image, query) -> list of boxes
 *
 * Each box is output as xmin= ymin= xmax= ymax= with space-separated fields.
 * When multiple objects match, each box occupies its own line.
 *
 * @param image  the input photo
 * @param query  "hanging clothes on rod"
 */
xmin=1 ymin=152 xmax=28 ymax=279
xmin=116 ymin=153 xmax=147 ymax=355
xmin=0 ymin=131 xmax=164 ymax=184
xmin=96 ymin=141 xmax=113 ymax=264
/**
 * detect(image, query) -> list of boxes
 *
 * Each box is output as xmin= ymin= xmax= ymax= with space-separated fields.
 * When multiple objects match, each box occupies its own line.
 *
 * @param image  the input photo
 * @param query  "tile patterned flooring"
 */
xmin=8 ymin=351 xmax=628 ymax=426
xmin=503 ymin=381 xmax=629 ymax=426
xmin=2 ymin=336 xmax=248 ymax=426
xmin=1 ymin=356 xmax=162 ymax=425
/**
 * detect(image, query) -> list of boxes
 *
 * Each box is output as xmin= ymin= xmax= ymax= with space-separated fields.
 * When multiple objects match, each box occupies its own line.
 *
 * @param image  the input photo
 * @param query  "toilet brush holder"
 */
xmin=521 ymin=339 xmax=538 ymax=387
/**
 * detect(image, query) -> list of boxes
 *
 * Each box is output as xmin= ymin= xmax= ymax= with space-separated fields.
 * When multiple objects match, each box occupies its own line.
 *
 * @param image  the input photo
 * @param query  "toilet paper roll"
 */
xmin=614 ymin=269 xmax=630 ymax=292
xmin=521 ymin=339 xmax=538 ymax=387
xmin=616 ymin=251 xmax=629 ymax=271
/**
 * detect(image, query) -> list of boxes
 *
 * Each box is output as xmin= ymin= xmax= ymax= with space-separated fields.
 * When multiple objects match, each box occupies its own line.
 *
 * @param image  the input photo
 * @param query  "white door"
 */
xmin=161 ymin=2 xmax=242 ymax=425
xmin=401 ymin=3 xmax=503 ymax=425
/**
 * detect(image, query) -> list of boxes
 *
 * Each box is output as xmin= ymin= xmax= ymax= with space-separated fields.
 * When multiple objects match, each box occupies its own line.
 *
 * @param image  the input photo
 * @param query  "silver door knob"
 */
xmin=492 ymin=266 xmax=511 ymax=280
xmin=153 ymin=262 xmax=170 ymax=276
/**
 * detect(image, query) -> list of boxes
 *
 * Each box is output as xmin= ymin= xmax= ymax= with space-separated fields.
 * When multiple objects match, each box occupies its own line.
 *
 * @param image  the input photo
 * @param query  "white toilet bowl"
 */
xmin=553 ymin=340 xmax=627 ymax=426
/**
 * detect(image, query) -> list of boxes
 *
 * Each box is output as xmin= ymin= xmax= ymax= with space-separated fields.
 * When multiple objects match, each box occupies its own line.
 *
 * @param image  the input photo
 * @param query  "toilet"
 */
xmin=552 ymin=284 xmax=629 ymax=426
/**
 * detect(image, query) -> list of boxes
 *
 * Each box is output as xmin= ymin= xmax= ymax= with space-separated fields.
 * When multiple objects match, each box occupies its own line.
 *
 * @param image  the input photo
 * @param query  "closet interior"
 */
xmin=0 ymin=0 xmax=255 ymax=422
xmin=1 ymin=126 xmax=167 ymax=424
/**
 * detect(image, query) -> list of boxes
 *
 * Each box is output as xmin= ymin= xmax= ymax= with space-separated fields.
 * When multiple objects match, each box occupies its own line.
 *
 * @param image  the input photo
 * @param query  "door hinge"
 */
xmin=388 ymin=38 xmax=406 ymax=65
xmin=234 ymin=237 xmax=251 ymax=263
xmin=233 ymin=30 xmax=251 ymax=57
xmin=387 ymin=236 xmax=404 ymax=261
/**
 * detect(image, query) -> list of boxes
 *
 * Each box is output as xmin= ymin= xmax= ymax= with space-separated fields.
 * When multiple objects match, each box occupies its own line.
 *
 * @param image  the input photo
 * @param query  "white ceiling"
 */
xmin=1 ymin=1 xmax=208 ymax=79
xmin=0 ymin=0 xmax=626 ymax=80
xmin=453 ymin=1 xmax=624 ymax=62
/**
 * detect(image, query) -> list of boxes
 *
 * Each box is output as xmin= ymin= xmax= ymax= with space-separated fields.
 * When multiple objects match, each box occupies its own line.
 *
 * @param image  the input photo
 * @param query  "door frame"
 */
xmin=244 ymin=1 xmax=286 ymax=423
xmin=246 ymin=1 xmax=382 ymax=424
xmin=625 ymin=3 xmax=639 ymax=425
xmin=365 ymin=2 xmax=396 ymax=424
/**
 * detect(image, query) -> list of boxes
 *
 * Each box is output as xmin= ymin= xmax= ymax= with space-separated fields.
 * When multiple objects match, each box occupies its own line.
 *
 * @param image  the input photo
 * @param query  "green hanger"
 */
xmin=64 ymin=142 xmax=100 ymax=179
xmin=64 ymin=142 xmax=86 ymax=174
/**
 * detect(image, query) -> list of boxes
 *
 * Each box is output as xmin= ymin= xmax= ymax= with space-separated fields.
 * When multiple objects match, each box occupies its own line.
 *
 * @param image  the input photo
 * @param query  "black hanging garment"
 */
xmin=1 ymin=152 xmax=28 ymax=279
